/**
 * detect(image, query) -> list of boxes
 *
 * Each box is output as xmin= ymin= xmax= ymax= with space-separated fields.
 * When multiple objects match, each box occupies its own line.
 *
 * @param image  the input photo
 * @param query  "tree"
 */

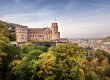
xmin=0 ymin=23 xmax=8 ymax=36
xmin=40 ymin=41 xmax=51 ymax=47
xmin=22 ymin=49 xmax=43 ymax=62
xmin=8 ymin=34 xmax=16 ymax=41
xmin=0 ymin=36 xmax=10 ymax=79
xmin=22 ymin=42 xmax=36 ymax=53
xmin=49 ymin=43 xmax=85 ymax=80
xmin=104 ymin=67 xmax=110 ymax=77
xmin=0 ymin=35 xmax=21 ymax=80
xmin=85 ymin=71 xmax=99 ymax=80
xmin=30 ymin=43 xmax=86 ymax=80
xmin=33 ymin=53 xmax=56 ymax=80
xmin=37 ymin=46 xmax=48 ymax=52
xmin=11 ymin=49 xmax=43 ymax=80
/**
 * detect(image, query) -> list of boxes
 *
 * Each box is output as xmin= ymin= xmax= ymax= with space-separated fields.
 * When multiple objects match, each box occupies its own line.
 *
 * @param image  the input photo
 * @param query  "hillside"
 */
xmin=0 ymin=20 xmax=22 ymax=28
xmin=0 ymin=20 xmax=23 ymax=41
xmin=102 ymin=36 xmax=110 ymax=42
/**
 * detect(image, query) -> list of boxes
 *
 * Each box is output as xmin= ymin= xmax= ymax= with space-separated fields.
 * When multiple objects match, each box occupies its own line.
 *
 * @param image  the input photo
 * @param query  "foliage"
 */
xmin=34 ymin=53 xmax=56 ymax=80
xmin=10 ymin=49 xmax=43 ymax=80
xmin=23 ymin=49 xmax=43 ymax=62
xmin=8 ymin=34 xmax=16 ymax=41
xmin=0 ymin=34 xmax=110 ymax=80
xmin=0 ymin=23 xmax=8 ymax=36
xmin=37 ymin=46 xmax=48 ymax=52
xmin=0 ymin=35 xmax=21 ymax=79
xmin=22 ymin=42 xmax=36 ymax=53
xmin=39 ymin=41 xmax=51 ymax=47
xmin=104 ymin=67 xmax=110 ymax=77
xmin=49 ymin=43 xmax=85 ymax=80
xmin=85 ymin=71 xmax=100 ymax=80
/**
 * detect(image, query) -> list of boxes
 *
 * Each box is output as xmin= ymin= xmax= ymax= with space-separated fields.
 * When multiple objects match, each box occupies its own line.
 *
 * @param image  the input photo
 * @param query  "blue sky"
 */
xmin=0 ymin=0 xmax=110 ymax=38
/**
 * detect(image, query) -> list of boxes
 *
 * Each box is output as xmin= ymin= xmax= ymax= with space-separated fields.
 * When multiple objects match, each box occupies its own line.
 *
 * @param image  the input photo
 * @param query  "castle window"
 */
xmin=33 ymin=35 xmax=34 ymax=37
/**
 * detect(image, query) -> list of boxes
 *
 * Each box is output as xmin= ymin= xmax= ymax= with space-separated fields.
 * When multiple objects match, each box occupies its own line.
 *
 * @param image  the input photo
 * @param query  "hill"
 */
xmin=0 ymin=20 xmax=23 ymax=41
xmin=102 ymin=36 xmax=110 ymax=42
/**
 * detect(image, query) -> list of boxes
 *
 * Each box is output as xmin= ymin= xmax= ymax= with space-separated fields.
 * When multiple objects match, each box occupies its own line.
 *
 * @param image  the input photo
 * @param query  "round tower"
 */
xmin=51 ymin=23 xmax=60 ymax=40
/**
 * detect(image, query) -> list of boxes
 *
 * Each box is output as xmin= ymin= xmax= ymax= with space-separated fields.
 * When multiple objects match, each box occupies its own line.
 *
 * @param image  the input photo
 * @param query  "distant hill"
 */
xmin=102 ymin=36 xmax=110 ymax=42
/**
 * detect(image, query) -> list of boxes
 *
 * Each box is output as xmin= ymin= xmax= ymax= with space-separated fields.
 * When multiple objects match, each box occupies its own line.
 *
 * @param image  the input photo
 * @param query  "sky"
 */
xmin=0 ymin=0 xmax=110 ymax=39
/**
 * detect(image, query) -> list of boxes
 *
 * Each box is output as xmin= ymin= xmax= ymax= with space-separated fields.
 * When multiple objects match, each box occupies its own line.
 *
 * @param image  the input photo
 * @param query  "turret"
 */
xmin=51 ymin=23 xmax=60 ymax=40
xmin=51 ymin=23 xmax=58 ymax=32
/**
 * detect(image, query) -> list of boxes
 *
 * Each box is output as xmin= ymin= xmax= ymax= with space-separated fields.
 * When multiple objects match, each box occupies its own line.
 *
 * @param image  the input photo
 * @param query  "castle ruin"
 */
xmin=15 ymin=23 xmax=60 ymax=42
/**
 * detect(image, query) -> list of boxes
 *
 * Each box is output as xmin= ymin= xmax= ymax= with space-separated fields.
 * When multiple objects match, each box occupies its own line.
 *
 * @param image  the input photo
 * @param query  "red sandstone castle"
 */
xmin=16 ymin=23 xmax=60 ymax=42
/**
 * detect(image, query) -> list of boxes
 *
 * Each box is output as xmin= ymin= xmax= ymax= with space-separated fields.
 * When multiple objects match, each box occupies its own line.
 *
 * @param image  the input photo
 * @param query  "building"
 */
xmin=15 ymin=23 xmax=60 ymax=42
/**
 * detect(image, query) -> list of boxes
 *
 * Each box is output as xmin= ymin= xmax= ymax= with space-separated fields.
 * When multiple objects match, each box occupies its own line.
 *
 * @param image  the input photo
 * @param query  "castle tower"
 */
xmin=51 ymin=23 xmax=60 ymax=40
xmin=16 ymin=26 xmax=28 ymax=42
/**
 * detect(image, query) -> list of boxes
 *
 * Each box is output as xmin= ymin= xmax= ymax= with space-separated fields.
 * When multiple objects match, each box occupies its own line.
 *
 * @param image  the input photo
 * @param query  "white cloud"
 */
xmin=0 ymin=0 xmax=110 ymax=39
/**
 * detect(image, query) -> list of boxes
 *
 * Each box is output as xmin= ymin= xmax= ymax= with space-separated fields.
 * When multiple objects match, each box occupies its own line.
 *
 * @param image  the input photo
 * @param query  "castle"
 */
xmin=15 ymin=23 xmax=60 ymax=42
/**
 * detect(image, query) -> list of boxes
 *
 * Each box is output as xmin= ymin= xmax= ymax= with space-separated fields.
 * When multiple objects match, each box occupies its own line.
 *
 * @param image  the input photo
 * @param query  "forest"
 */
xmin=1 ymin=22 xmax=110 ymax=80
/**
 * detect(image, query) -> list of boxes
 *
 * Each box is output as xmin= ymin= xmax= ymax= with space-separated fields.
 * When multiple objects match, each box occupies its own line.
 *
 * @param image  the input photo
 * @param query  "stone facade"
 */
xmin=16 ymin=23 xmax=60 ymax=42
xmin=16 ymin=26 xmax=28 ymax=42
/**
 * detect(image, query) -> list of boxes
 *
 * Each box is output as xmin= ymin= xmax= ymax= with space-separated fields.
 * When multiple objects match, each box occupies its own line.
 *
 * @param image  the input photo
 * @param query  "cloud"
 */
xmin=0 ymin=0 xmax=110 ymax=38
xmin=0 ymin=7 xmax=58 ymax=26
xmin=57 ymin=11 xmax=110 ymax=38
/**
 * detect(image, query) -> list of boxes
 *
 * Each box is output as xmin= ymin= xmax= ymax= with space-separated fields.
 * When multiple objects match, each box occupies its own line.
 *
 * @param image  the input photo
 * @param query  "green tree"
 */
xmin=32 ymin=53 xmax=56 ymax=80
xmin=0 ymin=36 xmax=10 ymax=79
xmin=11 ymin=49 xmax=43 ymax=80
xmin=0 ymin=23 xmax=8 ymax=36
xmin=49 ymin=43 xmax=85 ymax=80
xmin=22 ymin=42 xmax=36 ymax=53
xmin=104 ymin=67 xmax=110 ymax=77
xmin=0 ymin=35 xmax=21 ymax=79
xmin=85 ymin=71 xmax=100 ymax=80
xmin=37 ymin=46 xmax=48 ymax=52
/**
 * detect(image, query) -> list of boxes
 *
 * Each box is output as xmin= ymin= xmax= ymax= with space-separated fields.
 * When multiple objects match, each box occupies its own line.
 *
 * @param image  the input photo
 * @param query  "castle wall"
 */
xmin=57 ymin=32 xmax=60 ymax=39
xmin=16 ymin=26 xmax=28 ymax=42
xmin=15 ymin=23 xmax=60 ymax=42
xmin=28 ymin=28 xmax=52 ymax=41
xmin=44 ymin=28 xmax=52 ymax=41
xmin=28 ymin=28 xmax=45 ymax=41
xmin=52 ymin=32 xmax=60 ymax=40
